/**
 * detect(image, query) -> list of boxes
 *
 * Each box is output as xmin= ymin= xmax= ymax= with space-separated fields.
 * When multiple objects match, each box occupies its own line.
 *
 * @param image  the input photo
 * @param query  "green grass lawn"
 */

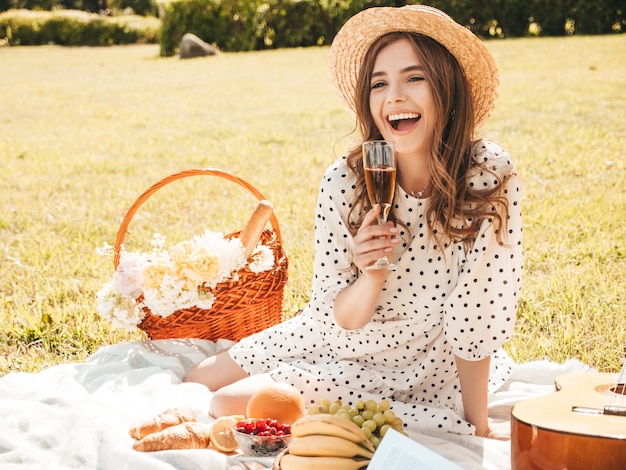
xmin=0 ymin=35 xmax=624 ymax=375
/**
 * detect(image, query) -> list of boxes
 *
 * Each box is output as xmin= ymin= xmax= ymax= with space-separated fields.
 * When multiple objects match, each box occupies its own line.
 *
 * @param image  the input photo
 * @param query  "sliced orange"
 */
xmin=210 ymin=416 xmax=239 ymax=453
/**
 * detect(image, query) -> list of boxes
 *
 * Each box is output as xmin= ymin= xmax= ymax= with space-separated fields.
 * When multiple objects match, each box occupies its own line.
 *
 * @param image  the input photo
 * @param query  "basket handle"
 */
xmin=113 ymin=168 xmax=281 ymax=269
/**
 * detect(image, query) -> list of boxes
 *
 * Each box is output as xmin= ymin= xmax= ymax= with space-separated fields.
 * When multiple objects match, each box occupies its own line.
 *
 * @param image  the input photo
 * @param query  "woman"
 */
xmin=185 ymin=5 xmax=522 ymax=441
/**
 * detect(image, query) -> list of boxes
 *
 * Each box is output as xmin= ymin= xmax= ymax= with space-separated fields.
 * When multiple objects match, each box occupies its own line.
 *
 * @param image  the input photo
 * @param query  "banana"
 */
xmin=288 ymin=434 xmax=374 ymax=459
xmin=291 ymin=414 xmax=375 ymax=453
xmin=279 ymin=453 xmax=369 ymax=470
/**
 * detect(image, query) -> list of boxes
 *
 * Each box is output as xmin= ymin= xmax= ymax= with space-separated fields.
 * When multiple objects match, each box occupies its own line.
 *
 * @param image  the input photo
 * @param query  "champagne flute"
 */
xmin=363 ymin=140 xmax=397 ymax=270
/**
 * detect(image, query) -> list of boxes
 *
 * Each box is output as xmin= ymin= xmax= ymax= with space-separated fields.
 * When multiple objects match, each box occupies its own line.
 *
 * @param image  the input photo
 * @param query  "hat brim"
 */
xmin=329 ymin=5 xmax=499 ymax=130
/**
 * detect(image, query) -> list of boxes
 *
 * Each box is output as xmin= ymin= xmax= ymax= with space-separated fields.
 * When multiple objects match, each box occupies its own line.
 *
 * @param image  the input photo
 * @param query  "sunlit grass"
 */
xmin=0 ymin=35 xmax=624 ymax=375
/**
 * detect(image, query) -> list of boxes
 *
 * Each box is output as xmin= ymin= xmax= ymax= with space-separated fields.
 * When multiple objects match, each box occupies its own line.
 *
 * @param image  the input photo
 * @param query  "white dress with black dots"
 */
xmin=230 ymin=140 xmax=523 ymax=435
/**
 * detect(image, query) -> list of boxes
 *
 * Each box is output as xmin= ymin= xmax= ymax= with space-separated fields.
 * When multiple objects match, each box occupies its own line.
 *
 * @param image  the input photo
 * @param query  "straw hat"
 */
xmin=329 ymin=5 xmax=499 ymax=130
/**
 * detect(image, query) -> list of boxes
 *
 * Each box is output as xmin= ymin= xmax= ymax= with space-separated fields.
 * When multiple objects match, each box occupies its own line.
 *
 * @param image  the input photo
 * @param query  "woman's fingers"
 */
xmin=361 ymin=204 xmax=381 ymax=227
xmin=481 ymin=421 xmax=511 ymax=441
xmin=355 ymin=206 xmax=396 ymax=248
xmin=353 ymin=205 xmax=398 ymax=270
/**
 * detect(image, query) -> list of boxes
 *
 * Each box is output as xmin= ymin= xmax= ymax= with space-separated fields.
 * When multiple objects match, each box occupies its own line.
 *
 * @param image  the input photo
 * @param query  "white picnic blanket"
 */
xmin=0 ymin=338 xmax=591 ymax=470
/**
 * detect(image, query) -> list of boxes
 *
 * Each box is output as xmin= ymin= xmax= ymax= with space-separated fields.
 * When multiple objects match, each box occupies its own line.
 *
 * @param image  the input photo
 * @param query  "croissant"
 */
xmin=132 ymin=421 xmax=211 ymax=452
xmin=129 ymin=407 xmax=197 ymax=440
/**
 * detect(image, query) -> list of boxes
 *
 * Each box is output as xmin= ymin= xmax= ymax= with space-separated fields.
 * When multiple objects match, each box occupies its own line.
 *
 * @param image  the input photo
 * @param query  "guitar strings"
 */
xmin=605 ymin=350 xmax=626 ymax=416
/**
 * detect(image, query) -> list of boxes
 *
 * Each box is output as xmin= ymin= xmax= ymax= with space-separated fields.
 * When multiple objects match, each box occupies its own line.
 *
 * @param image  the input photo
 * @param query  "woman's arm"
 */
xmin=333 ymin=270 xmax=387 ymax=329
xmin=455 ymin=355 xmax=490 ymax=437
xmin=456 ymin=355 xmax=510 ymax=440
xmin=333 ymin=206 xmax=399 ymax=329
xmin=307 ymin=161 xmax=398 ymax=330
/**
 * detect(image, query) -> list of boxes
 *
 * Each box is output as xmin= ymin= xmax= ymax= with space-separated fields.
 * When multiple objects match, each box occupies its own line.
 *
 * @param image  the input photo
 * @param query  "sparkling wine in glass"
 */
xmin=363 ymin=140 xmax=397 ymax=270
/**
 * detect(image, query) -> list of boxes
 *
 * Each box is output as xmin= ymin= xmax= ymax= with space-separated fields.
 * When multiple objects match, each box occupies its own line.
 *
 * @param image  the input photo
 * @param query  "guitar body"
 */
xmin=511 ymin=372 xmax=626 ymax=470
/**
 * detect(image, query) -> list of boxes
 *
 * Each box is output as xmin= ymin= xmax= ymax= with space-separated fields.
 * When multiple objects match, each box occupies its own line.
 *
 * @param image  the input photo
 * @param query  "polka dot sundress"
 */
xmin=230 ymin=140 xmax=523 ymax=435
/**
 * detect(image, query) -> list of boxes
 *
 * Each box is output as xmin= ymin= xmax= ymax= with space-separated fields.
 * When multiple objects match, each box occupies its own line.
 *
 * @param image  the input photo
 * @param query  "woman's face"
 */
xmin=369 ymin=38 xmax=437 ymax=160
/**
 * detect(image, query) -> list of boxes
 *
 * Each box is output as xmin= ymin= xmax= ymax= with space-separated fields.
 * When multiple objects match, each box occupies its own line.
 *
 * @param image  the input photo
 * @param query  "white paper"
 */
xmin=368 ymin=428 xmax=464 ymax=470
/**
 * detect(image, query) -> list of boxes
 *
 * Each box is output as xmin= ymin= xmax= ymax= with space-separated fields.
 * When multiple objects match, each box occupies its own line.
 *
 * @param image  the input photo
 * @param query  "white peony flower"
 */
xmin=249 ymin=245 xmax=275 ymax=273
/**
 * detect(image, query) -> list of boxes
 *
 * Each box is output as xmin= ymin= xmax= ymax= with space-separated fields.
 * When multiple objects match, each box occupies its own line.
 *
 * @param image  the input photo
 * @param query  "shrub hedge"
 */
xmin=0 ymin=9 xmax=160 ymax=45
xmin=159 ymin=0 xmax=411 ymax=56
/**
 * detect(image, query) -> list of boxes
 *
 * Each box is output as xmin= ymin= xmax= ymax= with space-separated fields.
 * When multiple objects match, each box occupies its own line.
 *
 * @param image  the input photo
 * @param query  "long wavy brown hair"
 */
xmin=345 ymin=32 xmax=509 ymax=249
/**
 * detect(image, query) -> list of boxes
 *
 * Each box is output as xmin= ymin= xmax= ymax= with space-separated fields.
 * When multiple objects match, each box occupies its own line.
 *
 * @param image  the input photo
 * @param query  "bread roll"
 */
xmin=239 ymin=200 xmax=274 ymax=259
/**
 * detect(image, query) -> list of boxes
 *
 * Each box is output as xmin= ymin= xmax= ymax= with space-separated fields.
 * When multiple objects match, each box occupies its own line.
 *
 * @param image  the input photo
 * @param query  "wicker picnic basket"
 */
xmin=112 ymin=168 xmax=288 ymax=342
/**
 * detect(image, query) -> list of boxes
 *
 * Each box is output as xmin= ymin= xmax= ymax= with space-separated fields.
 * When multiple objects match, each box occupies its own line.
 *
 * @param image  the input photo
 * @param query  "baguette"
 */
xmin=129 ymin=407 xmax=197 ymax=440
xmin=239 ymin=200 xmax=274 ymax=259
xmin=132 ymin=421 xmax=211 ymax=452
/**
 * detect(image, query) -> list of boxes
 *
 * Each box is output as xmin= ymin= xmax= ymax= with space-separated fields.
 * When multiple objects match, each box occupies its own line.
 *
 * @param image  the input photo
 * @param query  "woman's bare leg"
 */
xmin=210 ymin=373 xmax=276 ymax=418
xmin=183 ymin=348 xmax=248 ymax=391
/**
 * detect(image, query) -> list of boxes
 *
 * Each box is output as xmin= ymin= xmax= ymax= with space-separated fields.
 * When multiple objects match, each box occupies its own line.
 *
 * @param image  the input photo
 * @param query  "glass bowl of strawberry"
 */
xmin=233 ymin=418 xmax=292 ymax=457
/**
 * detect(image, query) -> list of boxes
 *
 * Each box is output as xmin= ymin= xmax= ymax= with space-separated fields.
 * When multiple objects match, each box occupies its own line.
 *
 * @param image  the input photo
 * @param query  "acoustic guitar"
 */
xmin=511 ymin=355 xmax=626 ymax=470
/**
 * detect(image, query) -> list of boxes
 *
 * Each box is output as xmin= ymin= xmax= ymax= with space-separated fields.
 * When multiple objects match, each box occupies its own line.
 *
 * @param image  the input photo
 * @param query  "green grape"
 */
xmin=318 ymin=398 xmax=331 ymax=409
xmin=365 ymin=399 xmax=378 ymax=412
xmin=329 ymin=402 xmax=341 ymax=414
xmin=352 ymin=415 xmax=365 ymax=427
xmin=362 ymin=419 xmax=377 ymax=433
xmin=373 ymin=412 xmax=385 ymax=427
xmin=337 ymin=411 xmax=352 ymax=422
xmin=383 ymin=410 xmax=396 ymax=423
xmin=391 ymin=417 xmax=404 ymax=431
xmin=309 ymin=397 xmax=406 ymax=450
xmin=378 ymin=398 xmax=391 ymax=412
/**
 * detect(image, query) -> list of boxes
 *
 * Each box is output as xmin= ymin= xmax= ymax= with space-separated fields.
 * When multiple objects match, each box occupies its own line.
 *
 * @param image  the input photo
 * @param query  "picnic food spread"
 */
xmin=128 ymin=382 xmax=404 ymax=470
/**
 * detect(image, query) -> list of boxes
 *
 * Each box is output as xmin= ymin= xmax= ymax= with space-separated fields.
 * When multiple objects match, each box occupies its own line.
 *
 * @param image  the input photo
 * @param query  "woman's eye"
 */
xmin=371 ymin=81 xmax=386 ymax=90
xmin=409 ymin=75 xmax=425 ymax=83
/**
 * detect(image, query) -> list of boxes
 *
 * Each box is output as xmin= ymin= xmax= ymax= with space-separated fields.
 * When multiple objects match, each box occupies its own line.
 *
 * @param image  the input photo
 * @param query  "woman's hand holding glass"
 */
xmin=352 ymin=204 xmax=399 ymax=274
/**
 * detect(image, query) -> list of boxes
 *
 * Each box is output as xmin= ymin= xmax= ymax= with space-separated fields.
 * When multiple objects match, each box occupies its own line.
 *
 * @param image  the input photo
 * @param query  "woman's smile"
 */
xmin=388 ymin=112 xmax=422 ymax=131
